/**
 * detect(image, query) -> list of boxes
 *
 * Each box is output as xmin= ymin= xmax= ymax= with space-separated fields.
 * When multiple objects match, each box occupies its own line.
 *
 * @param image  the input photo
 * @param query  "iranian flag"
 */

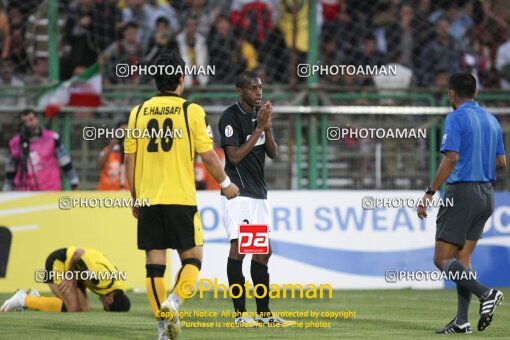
xmin=38 ymin=63 xmax=102 ymax=118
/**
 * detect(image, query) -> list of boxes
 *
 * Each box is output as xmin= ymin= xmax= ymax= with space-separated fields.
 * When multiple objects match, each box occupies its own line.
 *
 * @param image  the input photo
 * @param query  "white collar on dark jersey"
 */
xmin=236 ymin=101 xmax=256 ymax=116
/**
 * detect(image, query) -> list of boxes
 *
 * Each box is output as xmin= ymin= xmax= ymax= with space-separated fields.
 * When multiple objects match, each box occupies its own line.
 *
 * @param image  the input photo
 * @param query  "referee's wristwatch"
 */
xmin=425 ymin=186 xmax=436 ymax=195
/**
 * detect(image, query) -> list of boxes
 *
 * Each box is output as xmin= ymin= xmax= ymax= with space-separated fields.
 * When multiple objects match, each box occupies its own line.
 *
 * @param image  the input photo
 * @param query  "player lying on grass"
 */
xmin=1 ymin=247 xmax=130 ymax=313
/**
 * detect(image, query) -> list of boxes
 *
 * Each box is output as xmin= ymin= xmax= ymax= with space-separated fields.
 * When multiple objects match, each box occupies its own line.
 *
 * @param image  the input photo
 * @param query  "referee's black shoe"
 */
xmin=478 ymin=289 xmax=504 ymax=331
xmin=435 ymin=318 xmax=472 ymax=334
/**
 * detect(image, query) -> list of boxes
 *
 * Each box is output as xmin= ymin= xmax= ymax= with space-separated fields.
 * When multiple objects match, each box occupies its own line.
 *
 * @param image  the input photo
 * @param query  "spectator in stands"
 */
xmin=0 ymin=60 xmax=23 ymax=87
xmin=432 ymin=68 xmax=450 ymax=103
xmin=93 ymin=0 xmax=123 ymax=52
xmin=418 ymin=17 xmax=461 ymax=87
xmin=146 ymin=0 xmax=180 ymax=36
xmin=230 ymin=0 xmax=278 ymax=48
xmin=101 ymin=22 xmax=144 ymax=84
xmin=242 ymin=0 xmax=296 ymax=85
xmin=496 ymin=34 xmax=510 ymax=90
xmin=208 ymin=16 xmax=257 ymax=84
xmin=8 ymin=6 xmax=26 ymax=74
xmin=345 ymin=0 xmax=375 ymax=29
xmin=397 ymin=3 xmax=415 ymax=68
xmin=321 ymin=0 xmax=341 ymax=22
xmin=169 ymin=0 xmax=188 ymax=12
xmin=479 ymin=0 xmax=509 ymax=45
xmin=428 ymin=2 xmax=456 ymax=24
xmin=449 ymin=1 xmax=475 ymax=49
xmin=26 ymin=1 xmax=71 ymax=80
xmin=319 ymin=33 xmax=345 ymax=85
xmin=66 ymin=0 xmax=99 ymax=74
xmin=176 ymin=15 xmax=209 ymax=87
xmin=143 ymin=17 xmax=177 ymax=68
xmin=434 ymin=69 xmax=450 ymax=88
xmin=373 ymin=49 xmax=414 ymax=95
xmin=23 ymin=57 xmax=49 ymax=85
xmin=122 ymin=0 xmax=153 ymax=51
xmin=371 ymin=0 xmax=400 ymax=55
xmin=0 ymin=3 xmax=9 ymax=62
xmin=350 ymin=34 xmax=384 ymax=86
xmin=278 ymin=0 xmax=310 ymax=68
xmin=208 ymin=15 xmax=237 ymax=84
xmin=412 ymin=0 xmax=434 ymax=68
xmin=474 ymin=1 xmax=508 ymax=88
xmin=322 ymin=8 xmax=363 ymax=59
xmin=461 ymin=36 xmax=491 ymax=89
xmin=97 ymin=121 xmax=129 ymax=191
xmin=0 ymin=60 xmax=26 ymax=107
xmin=181 ymin=0 xmax=220 ymax=36
xmin=371 ymin=3 xmax=415 ymax=68
xmin=3 ymin=109 xmax=79 ymax=191
xmin=233 ymin=27 xmax=258 ymax=70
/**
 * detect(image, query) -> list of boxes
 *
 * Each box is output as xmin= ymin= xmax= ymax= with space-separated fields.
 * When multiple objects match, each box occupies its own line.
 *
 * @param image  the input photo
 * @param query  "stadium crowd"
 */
xmin=2 ymin=0 xmax=510 ymax=89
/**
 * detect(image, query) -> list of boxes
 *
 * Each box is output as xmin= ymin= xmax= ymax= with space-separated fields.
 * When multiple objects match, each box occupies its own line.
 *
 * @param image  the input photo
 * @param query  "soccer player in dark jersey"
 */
xmin=218 ymin=71 xmax=293 ymax=326
xmin=417 ymin=73 xmax=505 ymax=334
xmin=125 ymin=52 xmax=239 ymax=340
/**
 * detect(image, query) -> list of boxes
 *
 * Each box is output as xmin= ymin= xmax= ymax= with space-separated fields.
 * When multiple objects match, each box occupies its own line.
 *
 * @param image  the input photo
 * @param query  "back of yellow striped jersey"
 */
xmin=124 ymin=93 xmax=213 ymax=205
xmin=65 ymin=247 xmax=125 ymax=296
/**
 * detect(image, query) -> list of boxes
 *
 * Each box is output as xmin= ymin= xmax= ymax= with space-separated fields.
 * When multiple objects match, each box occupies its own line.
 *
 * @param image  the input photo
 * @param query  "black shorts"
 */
xmin=44 ymin=248 xmax=67 ymax=283
xmin=44 ymin=248 xmax=86 ymax=293
xmin=137 ymin=205 xmax=204 ymax=250
xmin=436 ymin=182 xmax=494 ymax=249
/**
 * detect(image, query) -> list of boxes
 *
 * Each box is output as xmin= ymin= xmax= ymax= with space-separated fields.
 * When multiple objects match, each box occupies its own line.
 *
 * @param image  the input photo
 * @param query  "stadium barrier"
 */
xmin=2 ymin=190 xmax=509 ymax=293
xmin=1 ymin=88 xmax=510 ymax=191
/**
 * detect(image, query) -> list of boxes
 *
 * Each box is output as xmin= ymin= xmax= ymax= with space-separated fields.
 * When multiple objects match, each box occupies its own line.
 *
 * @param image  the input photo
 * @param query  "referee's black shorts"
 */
xmin=137 ymin=205 xmax=204 ymax=250
xmin=436 ymin=182 xmax=494 ymax=249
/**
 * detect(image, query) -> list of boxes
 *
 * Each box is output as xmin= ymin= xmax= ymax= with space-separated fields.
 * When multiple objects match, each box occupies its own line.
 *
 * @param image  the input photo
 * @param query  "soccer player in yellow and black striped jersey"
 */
xmin=124 ymin=51 xmax=239 ymax=340
xmin=1 ymin=247 xmax=130 ymax=313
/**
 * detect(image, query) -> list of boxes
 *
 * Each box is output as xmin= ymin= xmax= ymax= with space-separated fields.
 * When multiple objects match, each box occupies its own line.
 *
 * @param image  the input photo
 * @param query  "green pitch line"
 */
xmin=0 ymin=289 xmax=508 ymax=339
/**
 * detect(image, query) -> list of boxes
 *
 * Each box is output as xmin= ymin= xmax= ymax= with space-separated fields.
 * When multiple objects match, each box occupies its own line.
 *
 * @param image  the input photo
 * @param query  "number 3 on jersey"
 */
xmin=147 ymin=118 xmax=173 ymax=152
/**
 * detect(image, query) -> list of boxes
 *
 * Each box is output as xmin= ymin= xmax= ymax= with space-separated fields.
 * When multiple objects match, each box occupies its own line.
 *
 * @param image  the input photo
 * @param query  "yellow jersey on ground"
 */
xmin=64 ymin=247 xmax=126 ymax=296
xmin=124 ymin=93 xmax=213 ymax=205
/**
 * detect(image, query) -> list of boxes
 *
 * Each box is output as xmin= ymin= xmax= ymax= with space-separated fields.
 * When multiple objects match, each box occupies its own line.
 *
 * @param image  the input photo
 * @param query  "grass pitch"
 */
xmin=0 ymin=289 xmax=508 ymax=339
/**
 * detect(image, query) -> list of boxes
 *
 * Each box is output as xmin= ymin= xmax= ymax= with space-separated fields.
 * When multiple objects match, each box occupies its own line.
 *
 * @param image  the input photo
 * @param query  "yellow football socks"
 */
xmin=25 ymin=296 xmax=63 ymax=312
xmin=146 ymin=264 xmax=167 ymax=319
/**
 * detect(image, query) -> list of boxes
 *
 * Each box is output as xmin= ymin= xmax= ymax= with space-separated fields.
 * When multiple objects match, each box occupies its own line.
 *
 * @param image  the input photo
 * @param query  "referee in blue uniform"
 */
xmin=417 ymin=73 xmax=506 ymax=334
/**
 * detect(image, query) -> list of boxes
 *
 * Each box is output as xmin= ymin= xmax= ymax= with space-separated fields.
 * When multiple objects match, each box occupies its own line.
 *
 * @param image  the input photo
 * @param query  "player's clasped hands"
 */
xmin=222 ymin=182 xmax=240 ymax=200
xmin=257 ymin=101 xmax=272 ymax=131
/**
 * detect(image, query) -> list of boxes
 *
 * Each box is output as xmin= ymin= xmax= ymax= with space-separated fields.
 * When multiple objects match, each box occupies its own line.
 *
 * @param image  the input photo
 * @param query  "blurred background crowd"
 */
xmin=1 ymin=0 xmax=510 ymax=192
xmin=2 ymin=0 xmax=510 ymax=89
